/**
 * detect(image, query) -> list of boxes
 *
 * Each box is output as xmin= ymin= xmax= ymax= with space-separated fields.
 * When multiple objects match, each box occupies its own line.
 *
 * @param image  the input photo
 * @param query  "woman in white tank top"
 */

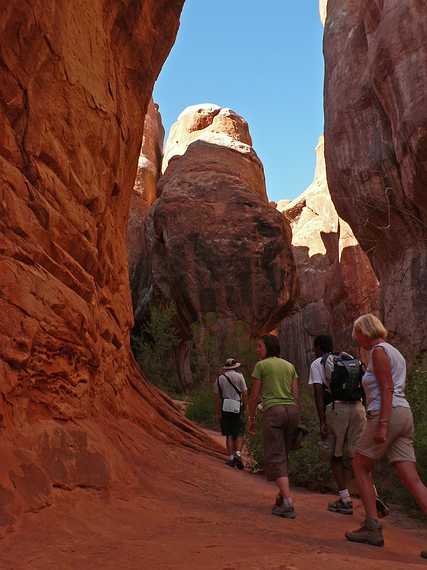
xmin=345 ymin=313 xmax=427 ymax=559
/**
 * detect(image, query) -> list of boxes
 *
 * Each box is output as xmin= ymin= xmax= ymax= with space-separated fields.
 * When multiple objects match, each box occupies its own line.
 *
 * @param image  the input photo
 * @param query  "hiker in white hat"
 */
xmin=214 ymin=358 xmax=248 ymax=469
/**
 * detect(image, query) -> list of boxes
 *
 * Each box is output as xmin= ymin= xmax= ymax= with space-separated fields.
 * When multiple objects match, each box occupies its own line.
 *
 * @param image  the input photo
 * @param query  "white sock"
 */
xmin=235 ymin=451 xmax=241 ymax=457
xmin=229 ymin=454 xmax=234 ymax=460
xmin=339 ymin=489 xmax=351 ymax=503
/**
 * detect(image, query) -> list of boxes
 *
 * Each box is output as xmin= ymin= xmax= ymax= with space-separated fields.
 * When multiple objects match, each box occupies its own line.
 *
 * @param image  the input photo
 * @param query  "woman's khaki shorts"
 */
xmin=357 ymin=406 xmax=416 ymax=464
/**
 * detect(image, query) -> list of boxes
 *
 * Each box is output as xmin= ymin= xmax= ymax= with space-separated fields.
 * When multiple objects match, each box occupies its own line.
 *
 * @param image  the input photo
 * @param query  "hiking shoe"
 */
xmin=376 ymin=496 xmax=390 ymax=518
xmin=275 ymin=493 xmax=284 ymax=507
xmin=271 ymin=503 xmax=296 ymax=519
xmin=225 ymin=458 xmax=236 ymax=468
xmin=421 ymin=551 xmax=427 ymax=559
xmin=328 ymin=498 xmax=353 ymax=515
xmin=233 ymin=455 xmax=244 ymax=470
xmin=345 ymin=519 xmax=384 ymax=547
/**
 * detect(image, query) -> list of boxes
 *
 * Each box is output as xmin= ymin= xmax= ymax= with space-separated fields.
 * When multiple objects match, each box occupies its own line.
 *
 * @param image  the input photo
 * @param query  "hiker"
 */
xmin=214 ymin=358 xmax=248 ymax=470
xmin=248 ymin=335 xmax=299 ymax=519
xmin=309 ymin=335 xmax=366 ymax=514
xmin=309 ymin=334 xmax=388 ymax=517
xmin=346 ymin=314 xmax=427 ymax=557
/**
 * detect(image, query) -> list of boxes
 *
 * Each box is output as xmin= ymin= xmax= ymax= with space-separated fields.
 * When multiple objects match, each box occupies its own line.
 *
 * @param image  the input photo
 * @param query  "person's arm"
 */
xmin=292 ymin=376 xmax=300 ymax=408
xmin=247 ymin=378 xmax=262 ymax=434
xmin=372 ymin=347 xmax=393 ymax=443
xmin=214 ymin=392 xmax=221 ymax=423
xmin=309 ymin=361 xmax=328 ymax=439
xmin=242 ymin=388 xmax=248 ymax=410
xmin=313 ymin=384 xmax=328 ymax=439
xmin=214 ymin=377 xmax=221 ymax=424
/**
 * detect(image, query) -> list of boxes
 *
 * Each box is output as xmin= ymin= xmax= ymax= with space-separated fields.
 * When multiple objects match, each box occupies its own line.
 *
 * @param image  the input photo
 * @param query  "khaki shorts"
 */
xmin=326 ymin=401 xmax=366 ymax=459
xmin=357 ymin=406 xmax=416 ymax=464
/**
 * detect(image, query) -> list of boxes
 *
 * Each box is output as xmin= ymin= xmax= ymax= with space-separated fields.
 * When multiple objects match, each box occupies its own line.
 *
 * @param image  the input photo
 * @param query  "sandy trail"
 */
xmin=0 ymin=429 xmax=425 ymax=570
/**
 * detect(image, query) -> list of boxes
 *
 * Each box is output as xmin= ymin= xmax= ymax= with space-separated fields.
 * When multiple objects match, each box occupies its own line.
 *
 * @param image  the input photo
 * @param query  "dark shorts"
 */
xmin=263 ymin=404 xmax=299 ymax=481
xmin=221 ymin=411 xmax=245 ymax=438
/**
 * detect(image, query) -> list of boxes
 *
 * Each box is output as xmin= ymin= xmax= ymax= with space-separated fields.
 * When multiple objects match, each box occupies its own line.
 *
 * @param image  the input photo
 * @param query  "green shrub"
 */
xmin=132 ymin=303 xmax=181 ymax=393
xmin=186 ymin=384 xmax=217 ymax=428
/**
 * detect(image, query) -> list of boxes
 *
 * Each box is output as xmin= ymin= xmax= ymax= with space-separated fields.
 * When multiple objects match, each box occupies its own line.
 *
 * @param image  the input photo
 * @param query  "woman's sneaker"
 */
xmin=328 ymin=498 xmax=353 ymax=515
xmin=421 ymin=551 xmax=427 ymax=559
xmin=275 ymin=493 xmax=284 ymax=507
xmin=345 ymin=518 xmax=384 ymax=547
xmin=272 ymin=503 xmax=296 ymax=519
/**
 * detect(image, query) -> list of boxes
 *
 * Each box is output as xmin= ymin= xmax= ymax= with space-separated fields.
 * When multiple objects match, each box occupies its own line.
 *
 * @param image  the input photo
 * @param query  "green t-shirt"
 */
xmin=252 ymin=357 xmax=298 ymax=410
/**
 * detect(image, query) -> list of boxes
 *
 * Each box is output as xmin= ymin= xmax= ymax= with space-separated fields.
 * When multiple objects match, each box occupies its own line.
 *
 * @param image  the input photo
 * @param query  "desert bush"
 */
xmin=132 ymin=303 xmax=181 ymax=393
xmin=186 ymin=384 xmax=217 ymax=428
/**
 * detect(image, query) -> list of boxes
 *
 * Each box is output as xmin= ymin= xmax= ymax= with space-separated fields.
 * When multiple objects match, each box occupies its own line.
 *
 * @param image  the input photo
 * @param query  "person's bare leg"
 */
xmin=234 ymin=436 xmax=243 ymax=453
xmin=352 ymin=453 xmax=377 ymax=519
xmin=226 ymin=436 xmax=234 ymax=456
xmin=276 ymin=476 xmax=292 ymax=503
xmin=393 ymin=461 xmax=427 ymax=513
xmin=331 ymin=456 xmax=348 ymax=492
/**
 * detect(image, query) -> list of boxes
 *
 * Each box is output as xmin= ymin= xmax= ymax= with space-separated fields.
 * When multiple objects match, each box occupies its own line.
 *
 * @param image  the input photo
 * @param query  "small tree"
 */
xmin=132 ymin=303 xmax=181 ymax=393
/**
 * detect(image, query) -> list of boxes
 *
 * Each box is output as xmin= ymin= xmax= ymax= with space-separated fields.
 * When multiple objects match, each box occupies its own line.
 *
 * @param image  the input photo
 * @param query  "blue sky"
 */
xmin=154 ymin=1 xmax=324 ymax=202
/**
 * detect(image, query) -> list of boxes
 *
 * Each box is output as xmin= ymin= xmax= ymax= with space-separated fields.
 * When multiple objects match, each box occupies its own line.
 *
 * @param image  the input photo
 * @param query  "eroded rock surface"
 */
xmin=127 ymin=99 xmax=164 ymax=311
xmin=0 ymin=1 xmax=221 ymax=533
xmin=147 ymin=104 xmax=296 ymax=347
xmin=324 ymin=1 xmax=427 ymax=363
xmin=279 ymin=137 xmax=379 ymax=380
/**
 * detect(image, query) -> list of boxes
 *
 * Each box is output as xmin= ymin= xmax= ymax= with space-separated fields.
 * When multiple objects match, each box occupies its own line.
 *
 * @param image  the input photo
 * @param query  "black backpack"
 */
xmin=321 ymin=352 xmax=364 ymax=403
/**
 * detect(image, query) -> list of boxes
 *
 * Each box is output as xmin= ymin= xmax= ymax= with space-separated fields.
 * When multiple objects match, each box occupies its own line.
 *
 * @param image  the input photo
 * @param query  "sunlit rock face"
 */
xmin=127 ymin=99 xmax=164 ymax=312
xmin=279 ymin=137 xmax=379 ymax=380
xmin=324 ymin=0 xmax=427 ymax=363
xmin=0 ymin=0 xmax=220 ymax=533
xmin=147 ymin=104 xmax=297 ymax=342
xmin=319 ymin=0 xmax=327 ymax=25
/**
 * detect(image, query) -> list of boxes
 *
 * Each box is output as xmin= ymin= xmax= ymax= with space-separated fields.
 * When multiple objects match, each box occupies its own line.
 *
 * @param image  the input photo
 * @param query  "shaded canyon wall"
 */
xmin=127 ymin=99 xmax=164 ymax=318
xmin=324 ymin=0 xmax=427 ymax=364
xmin=279 ymin=137 xmax=379 ymax=381
xmin=0 ymin=1 xmax=222 ymax=532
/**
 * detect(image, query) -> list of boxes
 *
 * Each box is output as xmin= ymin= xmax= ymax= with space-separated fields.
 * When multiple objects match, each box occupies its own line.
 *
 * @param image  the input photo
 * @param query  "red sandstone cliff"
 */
xmin=324 ymin=0 xmax=427 ymax=363
xmin=0 ymin=1 xmax=221 ymax=533
xmin=279 ymin=137 xmax=379 ymax=380
xmin=127 ymin=99 xmax=164 ymax=317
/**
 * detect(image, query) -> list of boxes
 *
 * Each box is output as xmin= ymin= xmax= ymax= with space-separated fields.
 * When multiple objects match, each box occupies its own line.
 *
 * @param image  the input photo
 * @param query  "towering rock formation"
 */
xmin=0 ymin=1 xmax=220 ymax=532
xmin=146 ymin=104 xmax=297 ymax=381
xmin=127 ymin=99 xmax=164 ymax=312
xmin=279 ymin=137 xmax=379 ymax=380
xmin=324 ymin=1 xmax=427 ymax=363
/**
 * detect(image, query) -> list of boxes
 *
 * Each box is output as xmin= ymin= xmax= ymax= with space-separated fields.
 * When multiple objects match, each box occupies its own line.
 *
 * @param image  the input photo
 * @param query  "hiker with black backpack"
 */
xmin=214 ymin=358 xmax=248 ymax=470
xmin=309 ymin=335 xmax=389 ymax=518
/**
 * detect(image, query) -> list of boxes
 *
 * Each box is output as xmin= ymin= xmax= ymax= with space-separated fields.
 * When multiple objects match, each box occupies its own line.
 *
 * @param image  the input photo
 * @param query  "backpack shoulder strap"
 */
xmin=222 ymin=373 xmax=242 ymax=399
